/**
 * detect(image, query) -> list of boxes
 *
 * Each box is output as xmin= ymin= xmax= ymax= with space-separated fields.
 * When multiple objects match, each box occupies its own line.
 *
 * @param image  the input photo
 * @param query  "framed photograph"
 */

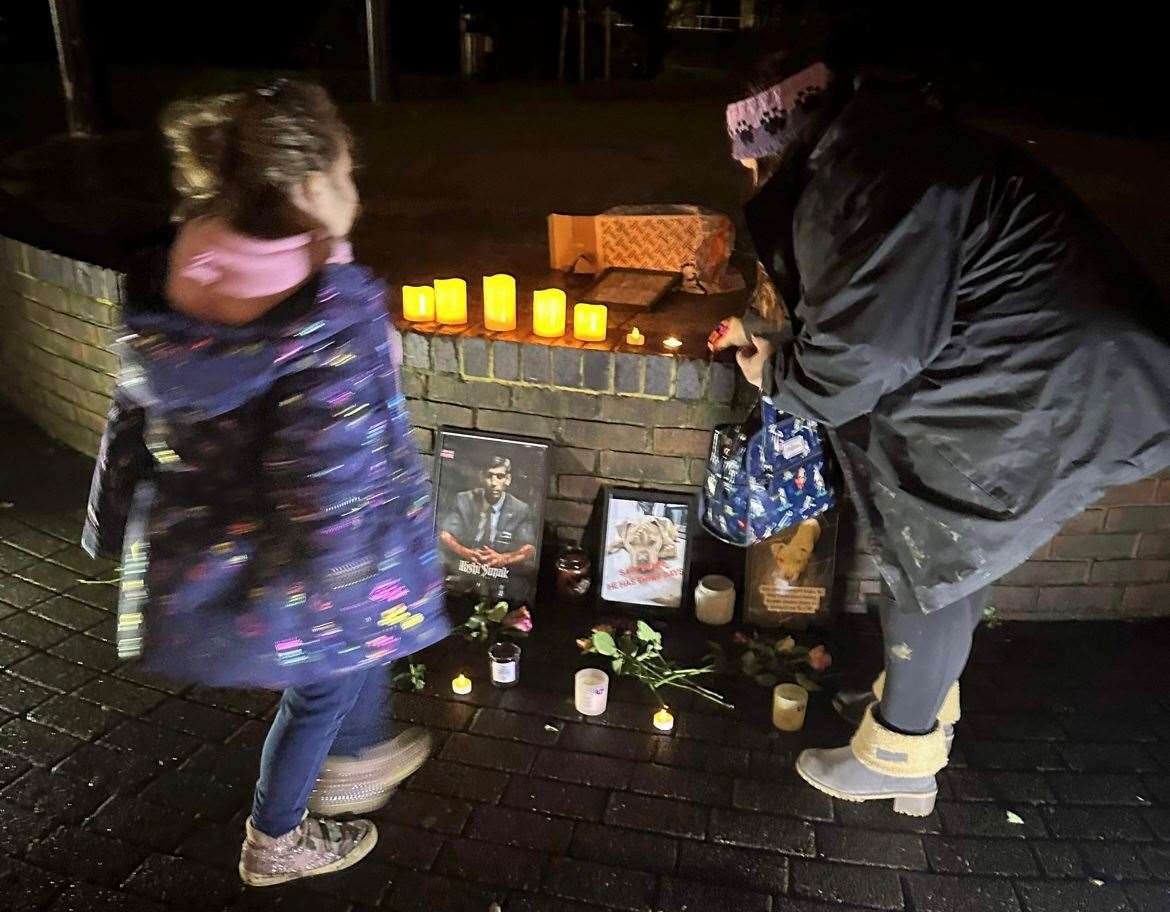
xmin=744 ymin=511 xmax=839 ymax=628
xmin=581 ymin=268 xmax=679 ymax=310
xmin=434 ymin=427 xmax=551 ymax=606
xmin=598 ymin=487 xmax=696 ymax=618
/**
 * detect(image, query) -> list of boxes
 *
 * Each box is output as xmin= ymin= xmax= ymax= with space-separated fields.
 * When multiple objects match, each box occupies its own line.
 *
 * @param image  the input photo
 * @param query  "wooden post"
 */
xmin=364 ymin=0 xmax=389 ymax=103
xmin=558 ymin=6 xmax=569 ymax=81
xmin=577 ymin=0 xmax=586 ymax=83
xmin=603 ymin=6 xmax=612 ymax=81
xmin=48 ymin=0 xmax=98 ymax=136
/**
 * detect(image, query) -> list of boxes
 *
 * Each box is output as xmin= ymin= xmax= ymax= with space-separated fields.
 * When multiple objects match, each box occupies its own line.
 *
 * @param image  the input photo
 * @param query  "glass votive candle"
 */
xmin=555 ymin=547 xmax=592 ymax=604
xmin=488 ymin=641 xmax=521 ymax=688
xmin=574 ymin=668 xmax=609 ymax=716
xmin=772 ymin=683 xmax=809 ymax=732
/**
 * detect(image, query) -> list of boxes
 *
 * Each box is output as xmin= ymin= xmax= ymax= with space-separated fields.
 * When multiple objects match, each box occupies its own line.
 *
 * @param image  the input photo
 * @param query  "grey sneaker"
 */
xmin=239 ymin=814 xmax=377 ymax=887
xmin=308 ymin=727 xmax=433 ymax=817
xmin=796 ymin=705 xmax=948 ymax=817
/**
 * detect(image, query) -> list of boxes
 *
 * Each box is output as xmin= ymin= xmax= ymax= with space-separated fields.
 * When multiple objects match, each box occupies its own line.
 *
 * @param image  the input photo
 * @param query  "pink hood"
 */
xmin=167 ymin=216 xmax=354 ymax=325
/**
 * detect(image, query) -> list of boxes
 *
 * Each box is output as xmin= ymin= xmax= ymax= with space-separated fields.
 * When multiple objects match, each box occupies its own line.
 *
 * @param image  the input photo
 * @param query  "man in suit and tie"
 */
xmin=439 ymin=456 xmax=537 ymax=582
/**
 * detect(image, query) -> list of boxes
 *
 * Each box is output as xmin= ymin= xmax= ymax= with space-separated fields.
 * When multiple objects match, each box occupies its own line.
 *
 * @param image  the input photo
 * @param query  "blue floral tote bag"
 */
xmin=701 ymin=396 xmax=836 ymax=547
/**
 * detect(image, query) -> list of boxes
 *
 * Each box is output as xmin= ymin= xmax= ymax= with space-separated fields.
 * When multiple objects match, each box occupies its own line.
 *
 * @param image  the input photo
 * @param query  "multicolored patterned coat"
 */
xmin=84 ymin=263 xmax=448 ymax=688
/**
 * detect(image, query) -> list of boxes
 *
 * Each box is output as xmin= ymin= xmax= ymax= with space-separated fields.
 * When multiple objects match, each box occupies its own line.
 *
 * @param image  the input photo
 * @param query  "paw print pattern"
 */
xmin=760 ymin=108 xmax=788 ymax=135
xmin=795 ymin=85 xmax=825 ymax=112
xmin=733 ymin=118 xmax=755 ymax=145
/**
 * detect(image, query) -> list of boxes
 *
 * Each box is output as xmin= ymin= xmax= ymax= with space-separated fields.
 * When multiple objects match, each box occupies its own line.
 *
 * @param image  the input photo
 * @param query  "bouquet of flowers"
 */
xmin=578 ymin=619 xmax=732 ymax=710
xmin=726 ymin=630 xmax=833 ymax=691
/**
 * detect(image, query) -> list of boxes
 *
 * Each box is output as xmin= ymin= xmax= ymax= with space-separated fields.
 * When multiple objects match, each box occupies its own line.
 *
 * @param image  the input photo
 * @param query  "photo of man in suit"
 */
xmin=439 ymin=456 xmax=538 ymax=597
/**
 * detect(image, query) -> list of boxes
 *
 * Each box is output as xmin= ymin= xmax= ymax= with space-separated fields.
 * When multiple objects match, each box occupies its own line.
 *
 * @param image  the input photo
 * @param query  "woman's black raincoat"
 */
xmin=746 ymin=81 xmax=1170 ymax=613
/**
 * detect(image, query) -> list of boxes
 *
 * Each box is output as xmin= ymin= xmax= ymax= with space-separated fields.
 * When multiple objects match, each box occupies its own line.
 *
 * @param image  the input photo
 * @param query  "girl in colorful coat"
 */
xmin=83 ymin=81 xmax=449 ymax=884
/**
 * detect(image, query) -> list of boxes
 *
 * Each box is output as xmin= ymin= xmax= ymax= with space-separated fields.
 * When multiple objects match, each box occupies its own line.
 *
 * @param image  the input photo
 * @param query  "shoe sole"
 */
xmin=239 ymin=822 xmax=378 ymax=887
xmin=309 ymin=738 xmax=432 ymax=817
xmin=795 ymin=758 xmax=937 ymax=817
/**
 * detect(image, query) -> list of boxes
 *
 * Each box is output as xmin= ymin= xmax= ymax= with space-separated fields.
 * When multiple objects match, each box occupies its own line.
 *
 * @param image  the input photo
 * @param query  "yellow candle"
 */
xmin=532 ymin=288 xmax=567 ymax=338
xmin=403 ymin=285 xmax=436 ymax=322
xmin=625 ymin=327 xmax=644 ymax=346
xmin=573 ymin=303 xmax=608 ymax=343
xmin=482 ymin=274 xmax=517 ymax=332
xmin=451 ymin=673 xmax=472 ymax=695
xmin=434 ymin=278 xmax=468 ymax=325
xmin=663 ymin=335 xmax=683 ymax=352
xmin=652 ymin=708 xmax=674 ymax=732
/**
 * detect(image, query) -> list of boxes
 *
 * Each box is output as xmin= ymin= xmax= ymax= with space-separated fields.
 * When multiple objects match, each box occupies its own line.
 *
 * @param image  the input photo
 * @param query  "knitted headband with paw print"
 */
xmin=726 ymin=61 xmax=833 ymax=161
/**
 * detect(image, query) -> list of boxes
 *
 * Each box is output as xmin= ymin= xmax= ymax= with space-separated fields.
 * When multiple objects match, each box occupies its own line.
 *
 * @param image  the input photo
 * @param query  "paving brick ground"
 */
xmin=3 ymin=407 xmax=1170 ymax=912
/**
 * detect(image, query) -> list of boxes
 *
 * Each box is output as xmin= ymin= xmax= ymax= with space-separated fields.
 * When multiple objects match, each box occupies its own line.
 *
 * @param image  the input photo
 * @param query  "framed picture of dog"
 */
xmin=433 ymin=426 xmax=552 ymax=606
xmin=598 ymin=487 xmax=697 ymax=618
xmin=744 ymin=511 xmax=839 ymax=628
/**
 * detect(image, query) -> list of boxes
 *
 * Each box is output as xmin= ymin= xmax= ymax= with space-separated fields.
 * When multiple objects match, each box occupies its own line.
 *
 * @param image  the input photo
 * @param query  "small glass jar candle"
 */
xmin=555 ymin=547 xmax=592 ymax=603
xmin=488 ymin=641 xmax=521 ymax=688
xmin=694 ymin=574 xmax=735 ymax=626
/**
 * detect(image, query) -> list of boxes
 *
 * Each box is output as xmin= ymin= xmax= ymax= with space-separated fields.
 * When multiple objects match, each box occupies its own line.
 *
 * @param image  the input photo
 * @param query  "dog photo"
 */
xmin=598 ymin=487 xmax=695 ymax=616
xmin=744 ymin=512 xmax=839 ymax=627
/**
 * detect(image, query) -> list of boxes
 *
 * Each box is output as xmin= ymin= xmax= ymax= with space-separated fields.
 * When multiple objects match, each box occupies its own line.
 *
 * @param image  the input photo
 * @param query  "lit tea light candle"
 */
xmin=402 ymin=285 xmax=436 ymax=322
xmin=483 ymin=274 xmax=517 ymax=332
xmin=653 ymin=707 xmax=675 ymax=732
xmin=573 ymin=303 xmax=608 ymax=342
xmin=663 ymin=336 xmax=683 ymax=352
xmin=625 ymin=327 xmax=644 ymax=346
xmin=533 ymin=288 xmax=567 ymax=338
xmin=434 ymin=278 xmax=468 ymax=325
xmin=451 ymin=673 xmax=472 ymax=695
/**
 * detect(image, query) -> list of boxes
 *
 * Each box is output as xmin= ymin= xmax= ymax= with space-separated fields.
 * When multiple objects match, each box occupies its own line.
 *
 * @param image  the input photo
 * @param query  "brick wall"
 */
xmin=2 ymin=232 xmax=1167 ymax=620
xmin=0 ymin=235 xmax=120 ymax=458
xmin=398 ymin=329 xmax=747 ymax=548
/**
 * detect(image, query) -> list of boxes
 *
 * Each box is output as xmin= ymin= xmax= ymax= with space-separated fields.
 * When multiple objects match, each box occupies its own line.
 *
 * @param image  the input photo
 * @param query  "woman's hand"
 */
xmin=707 ymin=317 xmax=749 ymax=352
xmin=736 ymin=335 xmax=775 ymax=390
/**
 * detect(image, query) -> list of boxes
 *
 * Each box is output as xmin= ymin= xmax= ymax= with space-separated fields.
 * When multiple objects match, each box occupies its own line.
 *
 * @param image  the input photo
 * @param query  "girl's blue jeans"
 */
xmin=251 ymin=665 xmax=401 ymax=837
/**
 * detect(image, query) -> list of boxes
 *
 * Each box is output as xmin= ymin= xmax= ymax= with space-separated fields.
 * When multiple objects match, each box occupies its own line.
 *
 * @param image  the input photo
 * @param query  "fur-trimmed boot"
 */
xmin=795 ymin=705 xmax=948 ymax=816
xmin=833 ymin=673 xmax=960 ymax=752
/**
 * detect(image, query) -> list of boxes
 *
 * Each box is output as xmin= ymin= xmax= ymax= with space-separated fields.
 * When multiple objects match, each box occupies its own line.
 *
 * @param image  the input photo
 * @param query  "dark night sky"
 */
xmin=1 ymin=1 xmax=1165 ymax=135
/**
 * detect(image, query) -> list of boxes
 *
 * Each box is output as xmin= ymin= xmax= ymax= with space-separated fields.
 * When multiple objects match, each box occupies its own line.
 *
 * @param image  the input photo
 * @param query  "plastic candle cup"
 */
xmin=451 ymin=673 xmax=472 ymax=695
xmin=434 ymin=278 xmax=468 ymax=325
xmin=625 ymin=327 xmax=644 ymax=346
xmin=402 ymin=285 xmax=436 ymax=322
xmin=573 ymin=303 xmax=608 ymax=342
xmin=532 ymin=288 xmax=567 ymax=338
xmin=483 ymin=274 xmax=517 ymax=331
xmin=653 ymin=707 xmax=675 ymax=732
